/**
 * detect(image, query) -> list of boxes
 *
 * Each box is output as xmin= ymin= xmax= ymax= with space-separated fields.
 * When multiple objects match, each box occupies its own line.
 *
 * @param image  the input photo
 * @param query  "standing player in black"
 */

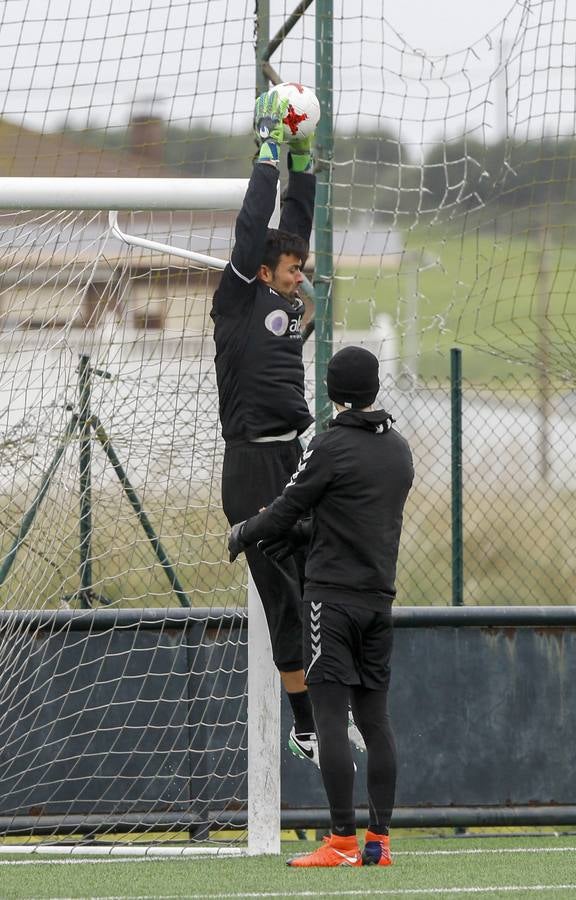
xmin=228 ymin=346 xmax=414 ymax=867
xmin=211 ymin=90 xmax=318 ymax=763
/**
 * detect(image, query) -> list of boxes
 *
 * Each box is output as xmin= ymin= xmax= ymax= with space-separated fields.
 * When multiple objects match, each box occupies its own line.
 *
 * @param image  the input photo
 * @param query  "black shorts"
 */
xmin=303 ymin=590 xmax=393 ymax=690
xmin=222 ymin=438 xmax=304 ymax=672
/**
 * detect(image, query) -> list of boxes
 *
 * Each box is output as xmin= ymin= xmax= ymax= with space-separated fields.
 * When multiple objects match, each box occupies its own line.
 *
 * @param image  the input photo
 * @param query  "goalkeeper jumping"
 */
xmin=211 ymin=89 xmax=319 ymax=764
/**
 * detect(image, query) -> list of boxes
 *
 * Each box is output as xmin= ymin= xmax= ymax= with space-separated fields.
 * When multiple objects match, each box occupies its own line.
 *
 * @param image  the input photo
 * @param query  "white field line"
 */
xmin=1 ymin=844 xmax=576 ymax=865
xmin=19 ymin=885 xmax=576 ymax=900
xmin=394 ymin=846 xmax=576 ymax=856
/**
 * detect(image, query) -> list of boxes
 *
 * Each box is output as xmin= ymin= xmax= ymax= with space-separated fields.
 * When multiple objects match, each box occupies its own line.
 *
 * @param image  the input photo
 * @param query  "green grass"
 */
xmin=1 ymin=833 xmax=576 ymax=898
xmin=335 ymin=228 xmax=576 ymax=381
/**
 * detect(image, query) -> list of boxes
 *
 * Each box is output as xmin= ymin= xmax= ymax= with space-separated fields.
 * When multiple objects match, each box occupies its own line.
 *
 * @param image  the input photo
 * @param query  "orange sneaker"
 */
xmin=362 ymin=830 xmax=392 ymax=866
xmin=287 ymin=833 xmax=362 ymax=868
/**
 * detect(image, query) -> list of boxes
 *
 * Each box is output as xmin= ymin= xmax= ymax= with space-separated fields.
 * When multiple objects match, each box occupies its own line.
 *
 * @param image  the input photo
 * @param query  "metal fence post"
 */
xmin=314 ymin=0 xmax=333 ymax=432
xmin=78 ymin=355 xmax=94 ymax=607
xmin=451 ymin=348 xmax=464 ymax=606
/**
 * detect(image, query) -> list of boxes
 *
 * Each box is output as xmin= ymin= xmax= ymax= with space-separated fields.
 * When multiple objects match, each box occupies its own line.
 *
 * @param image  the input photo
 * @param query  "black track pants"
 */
xmin=308 ymin=681 xmax=396 ymax=833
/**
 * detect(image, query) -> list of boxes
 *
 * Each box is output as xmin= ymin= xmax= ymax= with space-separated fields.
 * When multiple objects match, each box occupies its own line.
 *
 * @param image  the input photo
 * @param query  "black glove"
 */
xmin=257 ymin=518 xmax=312 ymax=563
xmin=228 ymin=520 xmax=248 ymax=562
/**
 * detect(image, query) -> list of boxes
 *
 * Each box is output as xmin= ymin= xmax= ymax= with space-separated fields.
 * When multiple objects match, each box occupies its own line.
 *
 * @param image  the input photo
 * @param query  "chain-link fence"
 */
xmin=389 ymin=367 xmax=576 ymax=606
xmin=1 ymin=336 xmax=574 ymax=609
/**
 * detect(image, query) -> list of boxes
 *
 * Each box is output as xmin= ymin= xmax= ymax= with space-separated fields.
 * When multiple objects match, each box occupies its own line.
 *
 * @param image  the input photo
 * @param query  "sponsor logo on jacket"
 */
xmin=264 ymin=309 xmax=302 ymax=338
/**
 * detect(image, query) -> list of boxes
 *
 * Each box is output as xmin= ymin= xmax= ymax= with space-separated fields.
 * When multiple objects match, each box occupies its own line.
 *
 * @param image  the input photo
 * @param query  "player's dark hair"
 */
xmin=262 ymin=228 xmax=308 ymax=272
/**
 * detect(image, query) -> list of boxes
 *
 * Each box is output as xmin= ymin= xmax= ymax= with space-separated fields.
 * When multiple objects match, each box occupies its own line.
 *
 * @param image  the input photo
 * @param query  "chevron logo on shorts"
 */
xmin=305 ymin=600 xmax=322 ymax=679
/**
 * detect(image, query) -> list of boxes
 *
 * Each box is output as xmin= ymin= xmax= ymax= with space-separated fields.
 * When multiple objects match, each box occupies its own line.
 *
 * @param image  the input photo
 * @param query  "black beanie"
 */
xmin=326 ymin=346 xmax=380 ymax=409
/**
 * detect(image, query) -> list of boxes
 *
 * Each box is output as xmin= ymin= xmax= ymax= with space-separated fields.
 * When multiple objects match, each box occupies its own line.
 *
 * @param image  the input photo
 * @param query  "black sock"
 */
xmin=332 ymin=822 xmax=356 ymax=838
xmin=368 ymin=824 xmax=389 ymax=837
xmin=287 ymin=689 xmax=315 ymax=734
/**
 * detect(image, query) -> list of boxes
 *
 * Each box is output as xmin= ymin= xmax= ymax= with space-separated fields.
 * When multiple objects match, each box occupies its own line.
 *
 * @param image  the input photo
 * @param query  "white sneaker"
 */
xmin=348 ymin=710 xmax=366 ymax=752
xmin=288 ymin=726 xmax=320 ymax=767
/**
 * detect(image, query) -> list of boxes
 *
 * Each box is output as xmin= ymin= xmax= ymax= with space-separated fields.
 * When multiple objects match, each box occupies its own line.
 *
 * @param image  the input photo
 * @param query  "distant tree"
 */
xmin=332 ymin=128 xmax=409 ymax=223
xmin=54 ymin=122 xmax=255 ymax=175
xmin=421 ymin=134 xmax=576 ymax=226
xmin=496 ymin=137 xmax=576 ymax=213
xmin=162 ymin=126 xmax=255 ymax=175
xmin=421 ymin=137 xmax=496 ymax=215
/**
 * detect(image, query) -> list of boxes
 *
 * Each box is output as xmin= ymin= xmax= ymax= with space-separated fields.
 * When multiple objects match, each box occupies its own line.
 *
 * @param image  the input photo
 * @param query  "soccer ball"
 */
xmin=269 ymin=82 xmax=321 ymax=141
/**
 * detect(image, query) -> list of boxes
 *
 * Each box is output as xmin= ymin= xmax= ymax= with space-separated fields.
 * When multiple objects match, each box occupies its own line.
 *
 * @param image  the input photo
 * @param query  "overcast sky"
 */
xmin=0 ymin=0 xmax=573 ymax=151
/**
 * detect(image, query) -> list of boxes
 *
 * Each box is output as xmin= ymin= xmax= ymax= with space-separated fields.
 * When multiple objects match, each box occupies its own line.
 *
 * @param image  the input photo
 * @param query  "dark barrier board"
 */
xmin=0 ymin=608 xmax=575 ymax=829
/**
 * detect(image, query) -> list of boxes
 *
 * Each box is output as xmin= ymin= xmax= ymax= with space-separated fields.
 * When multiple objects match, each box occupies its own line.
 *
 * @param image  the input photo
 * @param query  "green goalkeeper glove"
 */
xmin=254 ymin=91 xmax=289 ymax=164
xmin=287 ymin=133 xmax=315 ymax=173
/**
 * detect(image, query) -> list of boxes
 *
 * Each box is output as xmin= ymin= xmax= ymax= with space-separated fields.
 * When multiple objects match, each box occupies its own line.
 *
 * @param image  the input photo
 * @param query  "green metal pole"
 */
xmin=451 ymin=348 xmax=464 ymax=606
xmin=314 ymin=0 xmax=333 ymax=432
xmin=255 ymin=0 xmax=270 ymax=97
xmin=0 ymin=414 xmax=79 ymax=586
xmin=92 ymin=416 xmax=192 ymax=609
xmin=78 ymin=355 xmax=93 ymax=607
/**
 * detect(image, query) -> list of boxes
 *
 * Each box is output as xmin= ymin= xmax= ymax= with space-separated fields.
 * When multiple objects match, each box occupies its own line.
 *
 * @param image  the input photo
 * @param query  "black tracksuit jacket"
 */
xmin=241 ymin=409 xmax=414 ymax=601
xmin=211 ymin=162 xmax=315 ymax=442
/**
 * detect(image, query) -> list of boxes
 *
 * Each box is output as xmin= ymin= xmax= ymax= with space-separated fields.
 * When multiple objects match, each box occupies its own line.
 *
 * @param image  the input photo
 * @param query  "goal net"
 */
xmin=0 ymin=0 xmax=575 ymax=853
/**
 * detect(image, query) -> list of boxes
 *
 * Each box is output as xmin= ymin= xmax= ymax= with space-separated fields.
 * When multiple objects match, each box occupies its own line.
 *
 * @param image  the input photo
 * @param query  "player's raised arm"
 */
xmin=279 ymin=132 xmax=316 ymax=244
xmin=222 ymin=91 xmax=290 ymax=289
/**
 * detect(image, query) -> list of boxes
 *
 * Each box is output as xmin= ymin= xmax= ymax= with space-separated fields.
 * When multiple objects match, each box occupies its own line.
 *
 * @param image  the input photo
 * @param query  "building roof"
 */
xmin=0 ymin=119 xmax=180 ymax=178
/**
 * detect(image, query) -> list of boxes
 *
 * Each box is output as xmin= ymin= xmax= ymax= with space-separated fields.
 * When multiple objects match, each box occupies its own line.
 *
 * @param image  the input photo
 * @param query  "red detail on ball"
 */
xmin=283 ymin=104 xmax=308 ymax=135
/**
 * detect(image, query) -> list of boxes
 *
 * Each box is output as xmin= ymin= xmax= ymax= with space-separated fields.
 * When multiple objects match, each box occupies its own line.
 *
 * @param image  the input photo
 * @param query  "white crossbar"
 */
xmin=0 ymin=177 xmax=249 ymax=211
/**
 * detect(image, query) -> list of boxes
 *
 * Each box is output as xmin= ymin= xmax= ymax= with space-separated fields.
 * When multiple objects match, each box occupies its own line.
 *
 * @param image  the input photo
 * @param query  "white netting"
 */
xmin=0 ymin=206 xmax=252 ymax=845
xmin=0 ymin=208 xmax=239 ymax=609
